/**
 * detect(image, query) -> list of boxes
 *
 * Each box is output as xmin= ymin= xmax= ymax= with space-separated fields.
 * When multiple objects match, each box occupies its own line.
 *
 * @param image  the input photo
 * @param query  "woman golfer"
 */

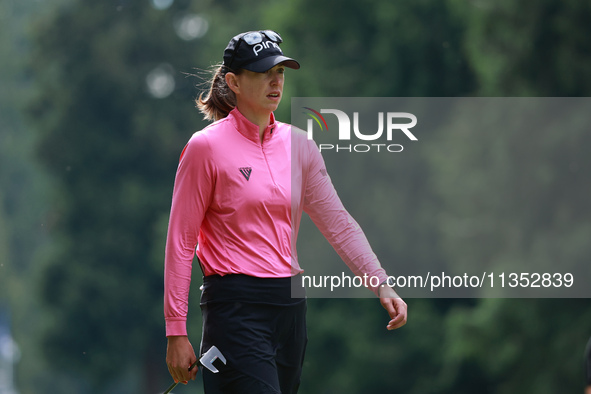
xmin=164 ymin=30 xmax=407 ymax=393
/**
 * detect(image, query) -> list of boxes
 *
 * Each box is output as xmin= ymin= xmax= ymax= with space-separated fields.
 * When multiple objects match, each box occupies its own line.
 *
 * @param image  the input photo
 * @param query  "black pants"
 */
xmin=199 ymin=275 xmax=307 ymax=394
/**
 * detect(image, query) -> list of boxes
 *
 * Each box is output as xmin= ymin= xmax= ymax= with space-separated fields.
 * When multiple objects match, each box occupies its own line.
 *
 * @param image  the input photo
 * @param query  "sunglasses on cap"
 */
xmin=227 ymin=30 xmax=283 ymax=70
xmin=241 ymin=30 xmax=283 ymax=45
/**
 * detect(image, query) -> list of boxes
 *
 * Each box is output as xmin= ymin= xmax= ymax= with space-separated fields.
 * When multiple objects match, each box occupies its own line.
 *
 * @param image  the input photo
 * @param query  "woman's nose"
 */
xmin=271 ymin=73 xmax=283 ymax=86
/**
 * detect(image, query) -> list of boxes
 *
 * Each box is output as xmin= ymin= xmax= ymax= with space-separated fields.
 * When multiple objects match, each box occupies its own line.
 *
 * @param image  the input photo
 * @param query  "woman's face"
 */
xmin=230 ymin=64 xmax=285 ymax=118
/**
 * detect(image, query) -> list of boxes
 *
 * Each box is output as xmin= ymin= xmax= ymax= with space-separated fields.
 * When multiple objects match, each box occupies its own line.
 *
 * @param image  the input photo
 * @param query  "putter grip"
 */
xmin=162 ymin=361 xmax=199 ymax=394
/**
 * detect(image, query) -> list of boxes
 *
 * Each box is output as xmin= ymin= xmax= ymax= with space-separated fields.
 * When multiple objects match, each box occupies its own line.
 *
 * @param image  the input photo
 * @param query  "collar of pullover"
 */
xmin=229 ymin=108 xmax=277 ymax=144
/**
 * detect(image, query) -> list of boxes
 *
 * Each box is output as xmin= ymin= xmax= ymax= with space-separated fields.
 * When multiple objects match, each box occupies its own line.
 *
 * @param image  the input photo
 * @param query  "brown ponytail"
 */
xmin=196 ymin=64 xmax=241 ymax=121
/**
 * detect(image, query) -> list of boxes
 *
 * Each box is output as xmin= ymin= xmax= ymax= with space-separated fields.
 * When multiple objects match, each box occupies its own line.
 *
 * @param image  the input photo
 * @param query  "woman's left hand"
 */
xmin=379 ymin=285 xmax=407 ymax=330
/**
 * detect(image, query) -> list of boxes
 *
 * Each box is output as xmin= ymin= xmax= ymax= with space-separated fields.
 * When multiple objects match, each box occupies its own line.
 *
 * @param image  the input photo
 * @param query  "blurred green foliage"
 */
xmin=1 ymin=0 xmax=590 ymax=392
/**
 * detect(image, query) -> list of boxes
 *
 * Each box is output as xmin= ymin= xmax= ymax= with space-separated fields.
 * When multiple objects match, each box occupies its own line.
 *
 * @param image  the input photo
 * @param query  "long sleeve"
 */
xmin=164 ymin=133 xmax=215 ymax=336
xmin=302 ymin=138 xmax=387 ymax=296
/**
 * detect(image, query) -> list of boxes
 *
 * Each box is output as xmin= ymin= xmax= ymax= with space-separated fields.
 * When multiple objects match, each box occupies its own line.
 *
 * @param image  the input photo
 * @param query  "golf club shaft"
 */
xmin=163 ymin=381 xmax=179 ymax=394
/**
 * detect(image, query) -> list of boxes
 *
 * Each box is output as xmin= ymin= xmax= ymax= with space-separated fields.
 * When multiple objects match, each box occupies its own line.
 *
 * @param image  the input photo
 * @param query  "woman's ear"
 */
xmin=225 ymin=72 xmax=240 ymax=95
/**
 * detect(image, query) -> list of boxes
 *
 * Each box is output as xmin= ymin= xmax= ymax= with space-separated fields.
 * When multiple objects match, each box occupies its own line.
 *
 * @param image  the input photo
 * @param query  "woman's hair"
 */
xmin=196 ymin=64 xmax=241 ymax=121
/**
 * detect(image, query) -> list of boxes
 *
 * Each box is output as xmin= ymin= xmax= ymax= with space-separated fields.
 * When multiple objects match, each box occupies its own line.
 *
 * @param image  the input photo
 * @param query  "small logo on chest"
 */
xmin=239 ymin=167 xmax=252 ymax=181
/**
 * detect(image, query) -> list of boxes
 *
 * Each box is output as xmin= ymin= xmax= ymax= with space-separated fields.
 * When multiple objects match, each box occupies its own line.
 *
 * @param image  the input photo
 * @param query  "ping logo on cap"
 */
xmin=253 ymin=41 xmax=281 ymax=56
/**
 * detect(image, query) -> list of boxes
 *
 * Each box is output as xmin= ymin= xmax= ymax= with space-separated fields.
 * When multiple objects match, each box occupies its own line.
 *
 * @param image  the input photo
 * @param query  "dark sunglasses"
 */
xmin=228 ymin=30 xmax=283 ymax=70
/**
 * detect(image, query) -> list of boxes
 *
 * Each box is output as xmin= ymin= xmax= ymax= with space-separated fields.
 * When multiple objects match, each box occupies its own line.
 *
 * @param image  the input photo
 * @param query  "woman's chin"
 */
xmin=267 ymin=101 xmax=281 ymax=112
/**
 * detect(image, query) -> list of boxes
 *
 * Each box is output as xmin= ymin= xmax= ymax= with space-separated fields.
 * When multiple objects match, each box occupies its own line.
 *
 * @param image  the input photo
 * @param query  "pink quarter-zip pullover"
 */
xmin=164 ymin=108 xmax=388 ymax=336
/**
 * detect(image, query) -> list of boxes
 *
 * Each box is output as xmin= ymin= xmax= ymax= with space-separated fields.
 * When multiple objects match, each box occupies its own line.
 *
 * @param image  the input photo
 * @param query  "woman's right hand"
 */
xmin=166 ymin=336 xmax=199 ymax=384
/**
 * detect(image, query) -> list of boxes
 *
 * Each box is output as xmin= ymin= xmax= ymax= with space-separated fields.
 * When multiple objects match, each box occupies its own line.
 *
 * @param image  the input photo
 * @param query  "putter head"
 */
xmin=199 ymin=346 xmax=226 ymax=373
